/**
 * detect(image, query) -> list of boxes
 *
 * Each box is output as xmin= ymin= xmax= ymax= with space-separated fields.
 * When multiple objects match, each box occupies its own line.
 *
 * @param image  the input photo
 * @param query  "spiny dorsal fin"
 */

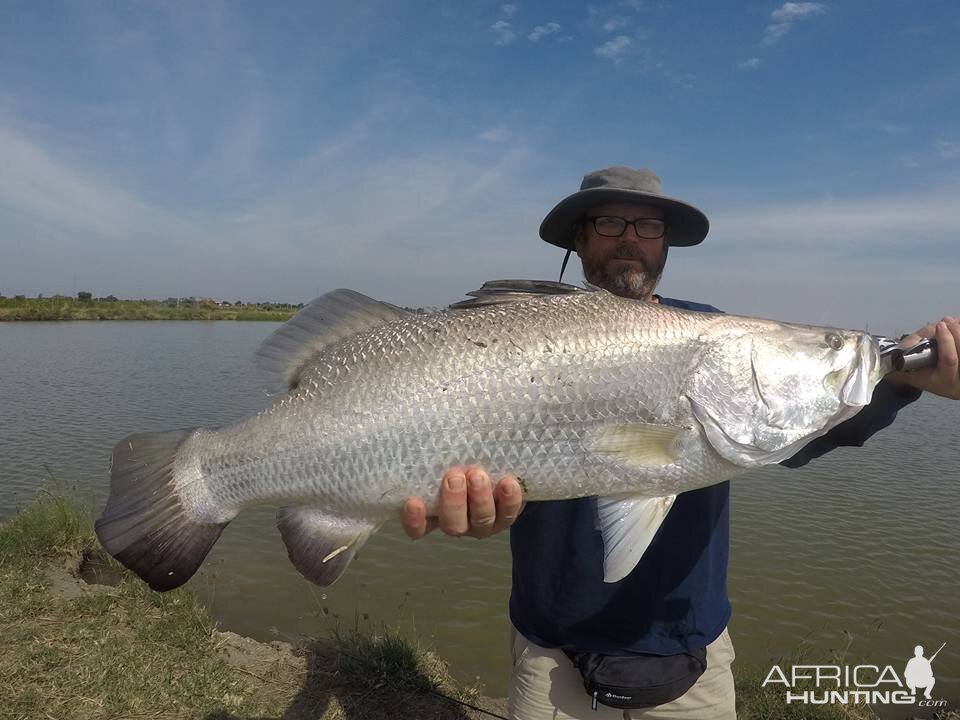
xmin=255 ymin=289 xmax=412 ymax=393
xmin=448 ymin=279 xmax=596 ymax=310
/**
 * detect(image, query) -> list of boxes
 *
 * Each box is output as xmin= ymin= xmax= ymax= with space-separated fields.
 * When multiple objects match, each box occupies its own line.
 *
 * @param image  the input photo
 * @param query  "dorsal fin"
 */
xmin=448 ymin=279 xmax=595 ymax=310
xmin=255 ymin=289 xmax=412 ymax=393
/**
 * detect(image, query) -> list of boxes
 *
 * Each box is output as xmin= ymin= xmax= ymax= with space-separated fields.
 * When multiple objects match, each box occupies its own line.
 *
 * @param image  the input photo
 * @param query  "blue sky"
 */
xmin=1 ymin=1 xmax=958 ymax=331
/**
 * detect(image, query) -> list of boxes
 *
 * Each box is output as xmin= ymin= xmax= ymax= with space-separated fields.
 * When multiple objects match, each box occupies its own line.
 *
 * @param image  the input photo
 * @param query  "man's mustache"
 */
xmin=606 ymin=246 xmax=650 ymax=265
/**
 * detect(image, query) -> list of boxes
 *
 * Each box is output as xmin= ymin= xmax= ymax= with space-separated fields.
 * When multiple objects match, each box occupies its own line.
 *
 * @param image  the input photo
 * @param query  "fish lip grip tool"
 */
xmin=875 ymin=336 xmax=939 ymax=373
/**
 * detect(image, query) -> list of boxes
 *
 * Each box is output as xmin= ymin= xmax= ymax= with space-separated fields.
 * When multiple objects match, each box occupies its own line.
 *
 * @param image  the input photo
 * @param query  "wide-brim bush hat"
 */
xmin=539 ymin=166 xmax=710 ymax=250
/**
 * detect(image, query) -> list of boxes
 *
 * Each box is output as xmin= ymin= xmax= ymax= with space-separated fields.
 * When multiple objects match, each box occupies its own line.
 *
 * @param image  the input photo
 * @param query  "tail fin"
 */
xmin=95 ymin=429 xmax=231 ymax=592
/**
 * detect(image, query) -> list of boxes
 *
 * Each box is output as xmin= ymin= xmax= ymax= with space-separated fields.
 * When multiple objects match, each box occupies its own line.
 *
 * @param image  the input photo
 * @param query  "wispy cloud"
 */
xmin=738 ymin=57 xmax=761 ymax=70
xmin=528 ymin=22 xmax=561 ymax=42
xmin=666 ymin=247 xmax=957 ymax=332
xmin=851 ymin=120 xmax=910 ymax=136
xmin=594 ymin=35 xmax=632 ymax=63
xmin=477 ymin=125 xmax=510 ymax=143
xmin=660 ymin=186 xmax=960 ymax=329
xmin=937 ymin=140 xmax=960 ymax=158
xmin=763 ymin=2 xmax=827 ymax=45
xmin=0 ymin=123 xmax=184 ymax=244
xmin=709 ymin=188 xmax=960 ymax=250
xmin=0 ymin=111 xmax=556 ymax=306
xmin=587 ymin=4 xmax=635 ymax=34
xmin=501 ymin=4 xmax=518 ymax=19
xmin=491 ymin=20 xmax=517 ymax=46
xmin=602 ymin=16 xmax=630 ymax=33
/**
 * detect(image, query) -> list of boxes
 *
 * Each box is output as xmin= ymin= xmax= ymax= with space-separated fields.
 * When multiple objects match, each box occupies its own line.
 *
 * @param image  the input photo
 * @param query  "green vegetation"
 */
xmin=0 ymin=493 xmax=491 ymax=719
xmin=735 ymin=665 xmax=876 ymax=720
xmin=0 ymin=491 xmax=92 ymax=559
xmin=0 ymin=293 xmax=299 ymax=321
xmin=735 ymin=638 xmax=958 ymax=720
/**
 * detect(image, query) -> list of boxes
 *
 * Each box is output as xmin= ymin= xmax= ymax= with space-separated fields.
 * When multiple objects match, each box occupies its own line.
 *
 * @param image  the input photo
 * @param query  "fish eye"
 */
xmin=825 ymin=332 xmax=845 ymax=351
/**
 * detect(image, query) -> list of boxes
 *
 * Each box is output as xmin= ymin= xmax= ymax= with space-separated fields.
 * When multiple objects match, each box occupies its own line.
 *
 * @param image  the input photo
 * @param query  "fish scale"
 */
xmin=95 ymin=281 xmax=885 ymax=591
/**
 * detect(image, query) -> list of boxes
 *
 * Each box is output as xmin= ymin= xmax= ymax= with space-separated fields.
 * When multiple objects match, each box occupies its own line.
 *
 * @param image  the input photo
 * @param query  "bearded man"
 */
xmin=401 ymin=167 xmax=960 ymax=720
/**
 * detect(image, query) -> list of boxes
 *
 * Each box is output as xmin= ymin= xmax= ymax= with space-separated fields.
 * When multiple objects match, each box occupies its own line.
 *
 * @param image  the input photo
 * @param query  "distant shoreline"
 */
xmin=0 ymin=296 xmax=297 ymax=322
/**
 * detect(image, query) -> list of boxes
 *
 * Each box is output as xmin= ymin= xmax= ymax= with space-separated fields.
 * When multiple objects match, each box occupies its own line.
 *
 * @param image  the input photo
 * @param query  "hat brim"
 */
xmin=539 ymin=187 xmax=709 ymax=250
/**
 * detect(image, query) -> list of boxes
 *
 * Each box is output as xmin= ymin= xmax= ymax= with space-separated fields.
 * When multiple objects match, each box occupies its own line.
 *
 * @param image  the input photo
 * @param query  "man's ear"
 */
xmin=572 ymin=224 xmax=585 ymax=254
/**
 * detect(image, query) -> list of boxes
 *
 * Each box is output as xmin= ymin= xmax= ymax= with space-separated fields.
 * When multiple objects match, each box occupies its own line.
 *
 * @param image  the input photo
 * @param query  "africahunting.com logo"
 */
xmin=762 ymin=642 xmax=948 ymax=708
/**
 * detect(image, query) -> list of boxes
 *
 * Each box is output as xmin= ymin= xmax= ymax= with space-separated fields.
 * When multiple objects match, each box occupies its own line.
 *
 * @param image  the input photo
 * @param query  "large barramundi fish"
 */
xmin=95 ymin=280 xmax=887 ymax=591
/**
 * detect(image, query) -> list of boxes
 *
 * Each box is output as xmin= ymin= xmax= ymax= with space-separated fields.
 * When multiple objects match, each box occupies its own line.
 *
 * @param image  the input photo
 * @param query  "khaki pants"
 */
xmin=507 ymin=627 xmax=737 ymax=720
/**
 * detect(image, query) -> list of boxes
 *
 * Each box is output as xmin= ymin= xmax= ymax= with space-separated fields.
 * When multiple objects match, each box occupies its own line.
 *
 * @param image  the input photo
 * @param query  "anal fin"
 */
xmin=277 ymin=507 xmax=378 ymax=586
xmin=595 ymin=493 xmax=677 ymax=583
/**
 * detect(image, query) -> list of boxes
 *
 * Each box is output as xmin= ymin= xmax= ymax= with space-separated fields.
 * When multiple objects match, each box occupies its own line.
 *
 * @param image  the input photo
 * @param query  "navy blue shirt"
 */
xmin=508 ymin=296 xmax=921 ymax=656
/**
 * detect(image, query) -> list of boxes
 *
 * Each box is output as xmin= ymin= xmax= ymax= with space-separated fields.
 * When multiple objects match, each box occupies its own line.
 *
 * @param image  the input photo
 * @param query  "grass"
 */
xmin=0 ymin=492 xmax=491 ymax=720
xmin=736 ymin=666 xmax=959 ymax=720
xmin=735 ymin=651 xmax=959 ymax=720
xmin=0 ymin=491 xmax=92 ymax=559
xmin=0 ymin=296 xmax=296 ymax=321
xmin=735 ymin=667 xmax=876 ymax=720
xmin=733 ymin=629 xmax=871 ymax=720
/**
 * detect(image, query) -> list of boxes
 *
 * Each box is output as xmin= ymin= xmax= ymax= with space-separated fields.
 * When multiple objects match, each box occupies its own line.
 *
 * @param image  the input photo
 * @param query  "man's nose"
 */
xmin=620 ymin=224 xmax=648 ymax=245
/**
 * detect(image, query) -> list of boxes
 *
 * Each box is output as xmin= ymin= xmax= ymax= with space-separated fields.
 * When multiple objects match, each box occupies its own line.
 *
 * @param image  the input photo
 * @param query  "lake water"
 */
xmin=1 ymin=321 xmax=957 ymax=706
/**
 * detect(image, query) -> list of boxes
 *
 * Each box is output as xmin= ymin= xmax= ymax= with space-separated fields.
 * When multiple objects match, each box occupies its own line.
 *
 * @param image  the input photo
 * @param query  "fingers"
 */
xmin=465 ymin=466 xmax=497 ymax=537
xmin=934 ymin=318 xmax=960 ymax=398
xmin=899 ymin=320 xmax=938 ymax=348
xmin=461 ymin=468 xmax=525 ymax=538
xmin=438 ymin=467 xmax=470 ymax=536
xmin=401 ymin=497 xmax=431 ymax=539
xmin=937 ymin=318 xmax=959 ymax=366
xmin=898 ymin=332 xmax=921 ymax=348
xmin=492 ymin=475 xmax=525 ymax=533
xmin=405 ymin=466 xmax=526 ymax=540
xmin=893 ymin=316 xmax=960 ymax=399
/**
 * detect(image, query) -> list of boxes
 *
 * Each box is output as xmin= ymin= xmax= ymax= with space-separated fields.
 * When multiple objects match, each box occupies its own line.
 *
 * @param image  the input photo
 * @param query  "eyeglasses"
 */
xmin=583 ymin=216 xmax=667 ymax=239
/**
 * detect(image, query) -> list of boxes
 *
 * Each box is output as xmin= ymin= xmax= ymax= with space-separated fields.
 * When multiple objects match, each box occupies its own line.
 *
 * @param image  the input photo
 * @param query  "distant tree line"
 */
xmin=0 ymin=292 xmax=303 ymax=321
xmin=0 ymin=292 xmax=304 ymax=309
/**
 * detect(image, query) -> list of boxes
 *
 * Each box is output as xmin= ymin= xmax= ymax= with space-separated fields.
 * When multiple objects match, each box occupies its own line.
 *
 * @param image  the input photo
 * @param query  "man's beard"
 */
xmin=583 ymin=244 xmax=667 ymax=299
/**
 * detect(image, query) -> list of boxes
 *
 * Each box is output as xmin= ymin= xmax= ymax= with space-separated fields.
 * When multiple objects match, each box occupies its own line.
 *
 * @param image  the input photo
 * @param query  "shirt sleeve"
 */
xmin=780 ymin=379 xmax=922 ymax=468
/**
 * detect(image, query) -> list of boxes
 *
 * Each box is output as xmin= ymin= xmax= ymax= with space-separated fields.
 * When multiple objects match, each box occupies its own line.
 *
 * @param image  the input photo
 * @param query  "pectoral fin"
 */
xmin=591 ymin=423 xmax=686 ymax=467
xmin=595 ymin=493 xmax=677 ymax=583
xmin=277 ymin=506 xmax=378 ymax=586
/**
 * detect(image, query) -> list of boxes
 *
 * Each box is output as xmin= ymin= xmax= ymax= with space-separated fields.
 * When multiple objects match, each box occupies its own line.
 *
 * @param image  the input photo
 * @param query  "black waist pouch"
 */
xmin=563 ymin=647 xmax=707 ymax=711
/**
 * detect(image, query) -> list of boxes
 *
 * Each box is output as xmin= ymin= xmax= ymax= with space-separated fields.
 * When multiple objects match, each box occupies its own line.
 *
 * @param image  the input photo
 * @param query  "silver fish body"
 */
xmin=96 ymin=282 xmax=885 ymax=590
